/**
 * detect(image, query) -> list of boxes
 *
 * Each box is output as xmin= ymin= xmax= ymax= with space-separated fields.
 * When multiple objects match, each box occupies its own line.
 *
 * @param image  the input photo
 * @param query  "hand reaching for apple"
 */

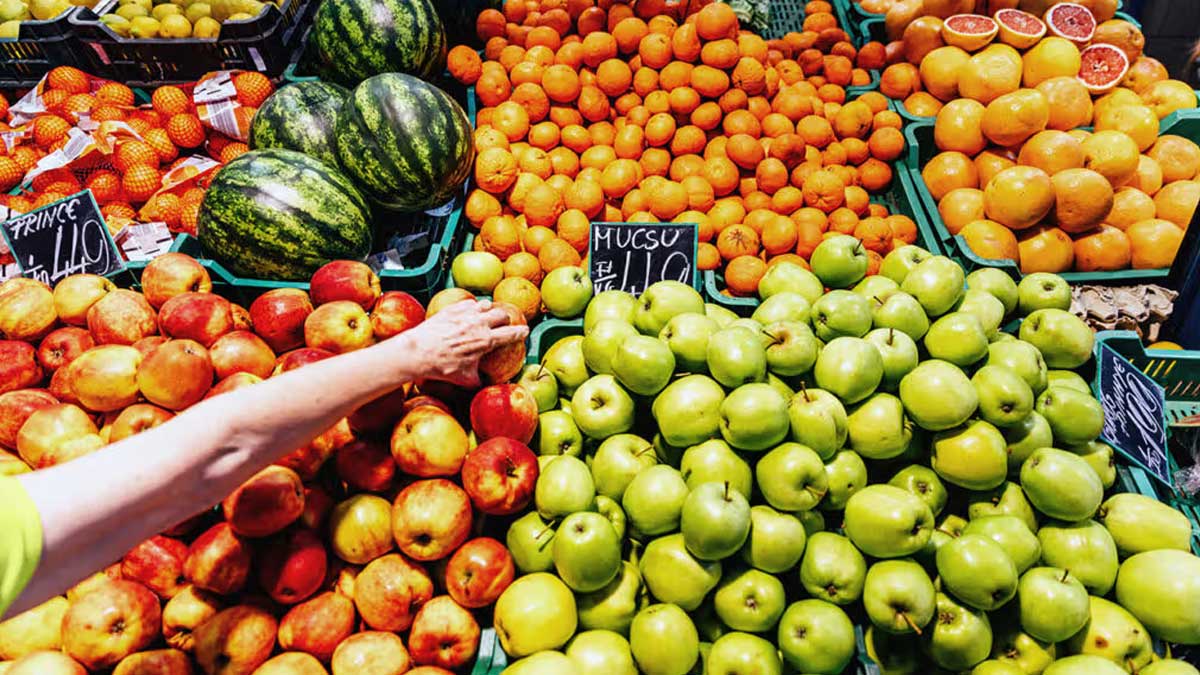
xmin=397 ymin=300 xmax=528 ymax=388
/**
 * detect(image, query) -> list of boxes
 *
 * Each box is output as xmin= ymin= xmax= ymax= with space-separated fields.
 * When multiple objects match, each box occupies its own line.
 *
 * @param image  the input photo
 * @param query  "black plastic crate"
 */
xmin=0 ymin=9 xmax=82 ymax=90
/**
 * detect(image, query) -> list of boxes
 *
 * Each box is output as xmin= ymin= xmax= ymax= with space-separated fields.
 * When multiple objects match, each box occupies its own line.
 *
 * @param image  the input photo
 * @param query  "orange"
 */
xmin=803 ymin=168 xmax=846 ymax=212
xmin=639 ymin=33 xmax=674 ymax=69
xmin=601 ymin=158 xmax=642 ymax=198
xmin=557 ymin=209 xmax=591 ymax=252
xmin=880 ymin=63 xmax=921 ymax=100
xmin=903 ymin=92 xmax=944 ymax=118
xmin=793 ymin=212 xmax=826 ymax=258
xmin=681 ymin=175 xmax=715 ymax=212
xmin=698 ymin=242 xmax=721 ymax=270
xmin=725 ymin=255 xmax=767 ymax=295
xmin=1074 ymin=224 xmax=1132 ymax=271
xmin=114 ymin=140 xmax=159 ymax=172
xmin=640 ymin=148 xmax=672 ymax=177
xmin=477 ymin=70 xmax=514 ymax=107
xmin=122 ymin=165 xmax=161 ymax=203
xmin=613 ymin=17 xmax=649 ymax=54
xmin=644 ymin=113 xmax=677 ymax=148
xmin=511 ymin=82 xmax=551 ymax=122
xmin=581 ymin=145 xmax=618 ymax=170
xmin=542 ymin=64 xmax=582 ymax=103
xmin=1017 ymin=226 xmax=1074 ymax=274
xmin=523 ymin=183 xmax=565 ymax=228
xmin=855 ymin=217 xmax=894 ymax=254
xmin=648 ymin=180 xmax=689 ymax=220
xmin=475 ymin=126 xmax=510 ymax=152
xmin=975 ymin=149 xmax=1016 ymax=187
xmin=596 ymin=58 xmax=633 ymax=98
xmin=84 ymin=170 xmax=124 ymax=204
xmin=717 ymin=225 xmax=761 ymax=260
xmin=756 ymin=158 xmax=790 ymax=195
xmin=539 ymin=237 xmax=583 ymax=271
xmin=166 ymin=114 xmax=205 ymax=149
xmin=523 ymin=225 xmax=556 ymax=255
xmin=727 ymin=134 xmax=765 ymax=170
xmin=480 ymin=215 xmax=523 ymax=259
xmin=961 ymin=219 xmax=1019 ymax=261
xmin=868 ymin=127 xmax=905 ymax=162
xmin=797 ymin=115 xmax=835 ymax=148
xmin=32 ymin=115 xmax=70 ymax=149
xmin=695 ymin=2 xmax=738 ymax=41
xmin=887 ymin=215 xmax=919 ymax=245
xmin=152 ymin=85 xmax=192 ymax=117
xmin=564 ymin=178 xmax=605 ymax=217
xmin=504 ymin=251 xmax=544 ymax=285
xmin=708 ymin=198 xmax=747 ymax=233
xmin=772 ymin=186 xmax=805 ymax=214
xmin=475 ymin=147 xmax=519 ymax=194
xmin=492 ymin=101 xmax=532 ymax=142
xmin=938 ymin=188 xmax=987 ymax=235
xmin=827 ymin=207 xmax=860 ymax=235
xmin=1127 ymin=218 xmax=1183 ymax=269
xmin=701 ymin=39 xmax=741 ymax=70
xmin=668 ymin=86 xmax=702 ymax=116
xmin=859 ymin=159 xmax=893 ymax=192
xmin=692 ymin=65 xmax=731 ymax=99
xmin=466 ymin=189 xmax=503 ymax=227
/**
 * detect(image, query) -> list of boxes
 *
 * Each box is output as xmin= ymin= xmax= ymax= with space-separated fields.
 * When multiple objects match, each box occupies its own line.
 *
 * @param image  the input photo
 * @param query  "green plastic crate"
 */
xmin=840 ymin=0 xmax=1132 ymax=29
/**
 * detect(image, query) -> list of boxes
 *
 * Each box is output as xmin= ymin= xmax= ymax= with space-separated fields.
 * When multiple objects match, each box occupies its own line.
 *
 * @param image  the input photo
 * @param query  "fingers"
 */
xmin=491 ymin=325 xmax=530 ymax=346
xmin=483 ymin=307 xmax=512 ymax=328
xmin=474 ymin=299 xmax=493 ymax=313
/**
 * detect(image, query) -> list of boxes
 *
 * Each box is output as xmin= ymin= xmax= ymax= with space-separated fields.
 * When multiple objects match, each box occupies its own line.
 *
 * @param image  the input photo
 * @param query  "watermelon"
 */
xmin=313 ymin=0 xmax=446 ymax=86
xmin=197 ymin=149 xmax=373 ymax=281
xmin=248 ymin=81 xmax=349 ymax=170
xmin=336 ymin=73 xmax=474 ymax=212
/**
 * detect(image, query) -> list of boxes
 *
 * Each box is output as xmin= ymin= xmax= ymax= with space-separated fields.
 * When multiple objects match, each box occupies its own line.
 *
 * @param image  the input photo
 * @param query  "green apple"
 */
xmin=728 ymin=317 xmax=764 ymax=334
xmin=758 ymin=261 xmax=824 ymax=303
xmin=1045 ymin=370 xmax=1089 ymax=394
xmin=926 ymin=592 xmax=993 ymax=671
xmin=638 ymin=534 xmax=721 ymax=611
xmin=571 ymin=375 xmax=635 ymax=440
xmin=987 ymin=340 xmax=1048 ymax=395
xmin=962 ymin=516 xmax=1040 ymax=573
xmin=741 ymin=505 xmax=806 ymax=573
xmin=652 ymin=433 xmax=684 ymax=467
xmin=863 ymin=559 xmax=936 ymax=634
xmin=555 ymin=512 xmax=623 ymax=592
xmin=1071 ymin=440 xmax=1116 ymax=488
xmin=713 ymin=566 xmax=786 ymax=632
xmin=871 ymin=289 xmax=931 ymax=341
xmin=660 ymin=313 xmax=718 ymax=373
xmin=1098 ymin=492 xmax=1192 ymax=556
xmin=809 ymin=235 xmax=869 ymax=289
xmin=1021 ymin=447 xmax=1103 ymax=521
xmin=957 ymin=288 xmax=1007 ymax=338
xmin=577 ymin=561 xmax=643 ymax=635
xmin=844 ymin=484 xmax=934 ymax=558
xmin=705 ymin=303 xmax=739 ymax=328
xmin=612 ymin=334 xmax=675 ymax=396
xmin=583 ymin=319 xmax=639 ymax=375
xmin=538 ymin=410 xmax=583 ymax=457
xmin=880 ymin=244 xmax=933 ymax=284
xmin=622 ymin=465 xmax=689 ymax=537
xmin=585 ymin=290 xmax=637 ymax=332
xmin=899 ymin=359 xmax=978 ymax=431
xmin=630 ymin=604 xmax=699 ymax=675
xmin=973 ymin=365 xmax=1034 ymax=428
xmin=967 ymin=268 xmax=1019 ymax=315
xmin=799 ymin=532 xmax=866 ymax=605
xmin=543 ymin=266 xmax=594 ymax=318
xmin=1063 ymin=596 xmax=1153 ymax=670
xmin=707 ymin=326 xmax=767 ymax=388
xmin=799 ymin=509 xmax=825 ymax=536
xmin=864 ymin=328 xmax=919 ymax=391
xmin=752 ymin=292 xmax=811 ymax=325
xmin=652 ymin=375 xmax=725 ymax=448
xmin=973 ymin=660 xmax=1026 ymax=675
xmin=776 ymin=599 xmax=855 ymax=674
xmin=968 ymin=481 xmax=1039 ymax=532
xmin=888 ymin=465 xmax=948 ymax=517
xmin=508 ymin=511 xmax=557 ymax=573
xmin=596 ymin=495 xmax=626 ymax=540
xmin=821 ymin=450 xmax=867 ymax=511
xmin=755 ymin=442 xmax=828 ymax=512
xmin=706 ymin=632 xmax=782 ymax=675
xmin=680 ymin=439 xmax=751 ymax=498
xmin=814 ymin=336 xmax=883 ymax=404
xmin=1141 ymin=661 xmax=1200 ymax=675
xmin=787 ymin=387 xmax=847 ymax=460
xmin=591 ymin=434 xmax=657 ymax=501
xmin=991 ymin=626 xmax=1057 ymax=674
xmin=720 ymin=383 xmax=789 ymax=451
xmin=901 ymin=255 xmax=965 ymax=317
xmin=1045 ymin=656 xmax=1131 ymax=675
xmin=503 ymin=651 xmax=578 ymax=675
xmin=1017 ymin=272 xmax=1071 ymax=314
xmin=846 ymin=392 xmax=913 ymax=460
xmin=1016 ymin=566 xmax=1089 ymax=642
xmin=520 ymin=364 xmax=560 ymax=412
xmin=865 ymin=626 xmax=921 ymax=675
xmin=1019 ymin=308 xmax=1094 ymax=369
xmin=635 ymin=281 xmax=705 ymax=336
xmin=931 ymin=420 xmax=1009 ymax=491
xmin=692 ymin=601 xmax=725 ymax=643
xmin=494 ymin=572 xmax=578 ymax=657
xmin=811 ymin=289 xmax=873 ymax=341
xmin=925 ymin=312 xmax=989 ymax=367
xmin=1036 ymin=387 xmax=1103 ymax=445
xmin=936 ymin=534 xmax=1018 ymax=610
xmin=855 ymin=274 xmax=899 ymax=299
xmin=451 ymin=251 xmax=503 ymax=293
xmin=1116 ymin=549 xmax=1200 ymax=645
xmin=1038 ymin=519 xmax=1118 ymax=595
xmin=1002 ymin=411 xmax=1053 ymax=472
xmin=681 ymin=482 xmax=751 ymax=561
xmin=566 ymin=630 xmax=636 ymax=675
xmin=762 ymin=320 xmax=819 ymax=377
xmin=542 ymin=335 xmax=589 ymax=396
xmin=536 ymin=455 xmax=595 ymax=519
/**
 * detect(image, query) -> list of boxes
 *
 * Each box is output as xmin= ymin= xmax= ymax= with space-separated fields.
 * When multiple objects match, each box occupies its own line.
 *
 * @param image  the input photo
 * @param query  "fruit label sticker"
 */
xmin=0 ymin=189 xmax=122 ymax=284
xmin=590 ymin=221 xmax=698 ymax=296
xmin=1095 ymin=342 xmax=1170 ymax=485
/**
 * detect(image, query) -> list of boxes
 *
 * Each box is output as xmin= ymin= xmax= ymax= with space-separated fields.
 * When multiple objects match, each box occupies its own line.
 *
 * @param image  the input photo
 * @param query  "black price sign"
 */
xmin=589 ymin=221 xmax=698 ymax=296
xmin=1095 ymin=342 xmax=1171 ymax=486
xmin=1 ymin=190 xmax=122 ymax=284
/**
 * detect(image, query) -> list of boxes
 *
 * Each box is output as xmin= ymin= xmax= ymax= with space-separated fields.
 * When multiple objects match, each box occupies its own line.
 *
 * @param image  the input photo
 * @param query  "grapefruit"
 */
xmin=1017 ymin=225 xmax=1075 ymax=273
xmin=1123 ymin=156 xmax=1164 ymax=196
xmin=1022 ymin=37 xmax=1082 ymax=87
xmin=1093 ymin=104 xmax=1158 ymax=151
xmin=1122 ymin=56 xmax=1169 ymax=94
xmin=1074 ymin=224 xmax=1132 ymax=271
xmin=1073 ymin=0 xmax=1117 ymax=22
xmin=1127 ymin=218 xmax=1183 ymax=268
xmin=934 ymin=98 xmax=987 ymax=154
xmin=923 ymin=151 xmax=980 ymax=201
xmin=942 ymin=14 xmax=999 ymax=52
xmin=980 ymin=88 xmax=1049 ymax=147
xmin=1081 ymin=130 xmax=1140 ymax=185
xmin=1050 ymin=167 xmax=1115 ymax=233
xmin=961 ymin=219 xmax=1019 ymax=260
xmin=1148 ymin=135 xmax=1200 ymax=183
xmin=1141 ymin=79 xmax=1199 ymax=120
xmin=958 ymin=43 xmax=1023 ymax=104
xmin=1035 ymin=76 xmax=1094 ymax=130
xmin=920 ymin=46 xmax=971 ymax=101
xmin=1153 ymin=180 xmax=1200 ymax=228
xmin=976 ymin=148 xmax=1017 ymax=186
xmin=1093 ymin=19 xmax=1145 ymax=62
xmin=903 ymin=92 xmax=945 ymax=117
xmin=903 ymin=16 xmax=947 ymax=64
xmin=923 ymin=0 xmax=975 ymax=18
xmin=1017 ymin=130 xmax=1083 ymax=175
xmin=984 ymin=165 xmax=1055 ymax=230
xmin=1044 ymin=2 xmax=1097 ymax=45
xmin=995 ymin=8 xmax=1046 ymax=49
xmin=1077 ymin=43 xmax=1129 ymax=95
xmin=938 ymin=188 xmax=987 ymax=234
xmin=1107 ymin=187 xmax=1157 ymax=230
xmin=885 ymin=0 xmax=925 ymax=41
xmin=1092 ymin=87 xmax=1144 ymax=120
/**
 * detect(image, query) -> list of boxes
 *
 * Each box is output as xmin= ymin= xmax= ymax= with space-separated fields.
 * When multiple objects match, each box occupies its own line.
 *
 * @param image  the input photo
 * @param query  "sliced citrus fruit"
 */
xmin=1044 ymin=2 xmax=1097 ymax=45
xmin=942 ymin=14 xmax=999 ymax=51
xmin=995 ymin=8 xmax=1046 ymax=49
xmin=1077 ymin=43 xmax=1130 ymax=95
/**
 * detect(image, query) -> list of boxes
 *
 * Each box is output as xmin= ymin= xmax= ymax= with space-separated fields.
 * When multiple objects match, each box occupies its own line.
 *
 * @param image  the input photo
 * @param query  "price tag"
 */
xmin=589 ymin=221 xmax=698 ymax=296
xmin=1095 ymin=342 xmax=1171 ymax=486
xmin=0 ymin=190 xmax=122 ymax=284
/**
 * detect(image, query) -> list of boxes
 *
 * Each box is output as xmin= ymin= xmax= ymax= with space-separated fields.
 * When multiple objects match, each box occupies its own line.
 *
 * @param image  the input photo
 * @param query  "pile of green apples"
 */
xmin=488 ymin=234 xmax=1200 ymax=675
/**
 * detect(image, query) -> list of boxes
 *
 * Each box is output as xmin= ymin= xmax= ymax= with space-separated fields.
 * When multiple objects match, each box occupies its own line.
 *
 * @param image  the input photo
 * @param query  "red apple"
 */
xmin=479 ymin=302 xmax=527 ymax=384
xmin=112 ymin=648 xmax=194 ymax=675
xmin=335 ymin=439 xmax=396 ymax=493
xmin=391 ymin=479 xmax=473 ymax=561
xmin=444 ymin=537 xmax=516 ymax=609
xmin=0 ymin=277 xmax=56 ymax=341
xmin=6 ymin=650 xmax=88 ymax=674
xmin=257 ymin=528 xmax=327 ymax=605
xmin=122 ymin=535 xmax=189 ymax=599
xmin=66 ymin=344 xmax=142 ymax=412
xmin=192 ymin=605 xmax=277 ymax=675
xmin=277 ymin=591 xmax=356 ymax=662
xmin=406 ymin=667 xmax=455 ymax=675
xmin=249 ymin=288 xmax=313 ymax=353
xmin=0 ymin=341 xmax=43 ymax=395
xmin=162 ymin=584 xmax=222 ymax=653
xmin=205 ymin=372 xmax=263 ymax=399
xmin=0 ymin=449 xmax=29 ymax=475
xmin=274 ymin=347 xmax=334 ymax=375
xmin=108 ymin=403 xmax=174 ymax=443
xmin=136 ymin=339 xmax=214 ymax=410
xmin=331 ymin=631 xmax=411 ymax=675
xmin=326 ymin=558 xmax=360 ymax=599
xmin=61 ymin=579 xmax=161 ymax=670
xmin=469 ymin=383 xmax=538 ymax=443
xmin=371 ymin=291 xmax=425 ymax=340
xmin=209 ymin=330 xmax=275 ymax=380
xmin=390 ymin=406 xmax=469 ymax=477
xmin=300 ymin=486 xmax=334 ymax=531
xmin=253 ymin=652 xmax=327 ymax=675
xmin=460 ymin=437 xmax=538 ymax=516
xmin=16 ymin=403 xmax=97 ymax=469
xmin=140 ymin=253 xmax=213 ymax=310
xmin=353 ymin=553 xmax=434 ymax=632
xmin=36 ymin=327 xmax=94 ymax=372
xmin=275 ymin=418 xmax=352 ymax=480
xmin=183 ymin=522 xmax=252 ymax=595
xmin=87 ymin=289 xmax=158 ymax=345
xmin=348 ymin=386 xmax=409 ymax=435
xmin=47 ymin=364 xmax=79 ymax=405
xmin=310 ymin=260 xmax=381 ymax=310
xmin=407 ymin=596 xmax=481 ymax=669
xmin=221 ymin=465 xmax=305 ymax=538
xmin=304 ymin=300 xmax=374 ymax=354
xmin=230 ymin=303 xmax=252 ymax=332
xmin=131 ymin=335 xmax=169 ymax=357
xmin=402 ymin=394 xmax=453 ymax=416
xmin=426 ymin=288 xmax=474 ymax=317
xmin=159 ymin=292 xmax=234 ymax=347
xmin=0 ymin=388 xmax=57 ymax=449
xmin=54 ymin=274 xmax=115 ymax=327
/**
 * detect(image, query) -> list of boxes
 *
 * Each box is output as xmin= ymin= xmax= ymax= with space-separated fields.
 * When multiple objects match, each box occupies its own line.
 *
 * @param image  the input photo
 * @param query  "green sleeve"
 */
xmin=0 ymin=477 xmax=42 ymax=618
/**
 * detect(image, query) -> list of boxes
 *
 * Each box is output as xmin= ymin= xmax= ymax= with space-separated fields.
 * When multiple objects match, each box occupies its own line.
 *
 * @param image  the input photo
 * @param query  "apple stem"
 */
xmin=888 ymin=327 xmax=895 ymax=345
xmin=537 ymin=364 xmax=546 ymax=379
xmin=1062 ymin=569 xmax=1070 ymax=583
xmin=724 ymin=481 xmax=730 ymax=501
xmin=636 ymin=446 xmax=655 ymax=458
xmin=762 ymin=330 xmax=780 ymax=345
xmin=799 ymin=381 xmax=811 ymax=402
xmin=902 ymin=612 xmax=922 ymax=636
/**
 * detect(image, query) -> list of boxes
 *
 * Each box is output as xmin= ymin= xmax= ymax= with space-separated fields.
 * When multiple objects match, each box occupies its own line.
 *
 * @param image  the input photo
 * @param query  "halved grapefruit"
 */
xmin=1078 ymin=43 xmax=1130 ymax=95
xmin=1044 ymin=2 xmax=1097 ymax=44
xmin=943 ymin=14 xmax=999 ymax=51
xmin=995 ymin=8 xmax=1046 ymax=49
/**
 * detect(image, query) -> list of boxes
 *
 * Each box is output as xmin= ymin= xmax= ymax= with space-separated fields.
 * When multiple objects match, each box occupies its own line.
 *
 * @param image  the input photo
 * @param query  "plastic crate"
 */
xmin=69 ymin=0 xmax=315 ymax=86
xmin=0 ymin=9 xmax=81 ymax=90
xmin=840 ymin=0 xmax=1132 ymax=29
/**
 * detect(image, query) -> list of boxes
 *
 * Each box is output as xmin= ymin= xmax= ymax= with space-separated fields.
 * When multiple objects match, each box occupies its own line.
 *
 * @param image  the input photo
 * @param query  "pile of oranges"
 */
xmin=446 ymin=0 xmax=920 ymax=301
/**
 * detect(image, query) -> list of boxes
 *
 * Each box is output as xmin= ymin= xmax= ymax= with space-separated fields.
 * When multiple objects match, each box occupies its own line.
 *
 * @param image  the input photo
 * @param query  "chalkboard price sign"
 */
xmin=590 ymin=221 xmax=698 ymax=296
xmin=1095 ymin=342 xmax=1171 ymax=486
xmin=0 ymin=190 xmax=122 ymax=285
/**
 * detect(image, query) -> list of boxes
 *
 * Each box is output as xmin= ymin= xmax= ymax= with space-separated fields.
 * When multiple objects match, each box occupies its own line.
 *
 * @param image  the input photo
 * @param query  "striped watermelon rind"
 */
xmin=248 ymin=81 xmax=350 ymax=171
xmin=313 ymin=0 xmax=447 ymax=87
xmin=336 ymin=73 xmax=475 ymax=212
xmin=197 ymin=149 xmax=373 ymax=281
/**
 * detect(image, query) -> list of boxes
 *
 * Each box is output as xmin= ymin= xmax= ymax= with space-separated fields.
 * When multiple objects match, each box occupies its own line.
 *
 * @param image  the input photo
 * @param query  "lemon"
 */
xmin=29 ymin=0 xmax=67 ymax=20
xmin=225 ymin=10 xmax=250 ymax=18
xmin=99 ymin=12 xmax=129 ymax=34
xmin=0 ymin=18 xmax=19 ymax=36
xmin=150 ymin=2 xmax=177 ymax=18
xmin=128 ymin=14 xmax=158 ymax=36
xmin=183 ymin=1 xmax=207 ymax=21
xmin=0 ymin=0 xmax=29 ymax=21
xmin=157 ymin=11 xmax=188 ymax=35
xmin=191 ymin=13 xmax=217 ymax=36
xmin=114 ymin=2 xmax=145 ymax=18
